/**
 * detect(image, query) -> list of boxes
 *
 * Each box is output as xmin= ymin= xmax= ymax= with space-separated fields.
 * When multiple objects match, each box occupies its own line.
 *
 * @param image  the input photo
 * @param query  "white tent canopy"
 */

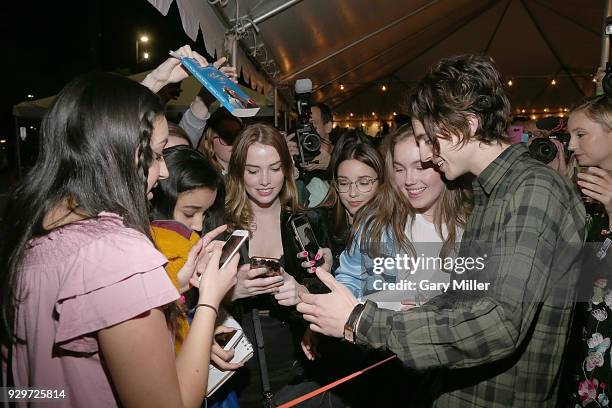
xmin=154 ymin=0 xmax=607 ymax=126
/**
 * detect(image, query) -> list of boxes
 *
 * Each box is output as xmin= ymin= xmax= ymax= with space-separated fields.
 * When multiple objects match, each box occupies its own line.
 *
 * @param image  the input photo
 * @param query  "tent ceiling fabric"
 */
xmin=153 ymin=0 xmax=604 ymax=119
xmin=147 ymin=0 xmax=273 ymax=97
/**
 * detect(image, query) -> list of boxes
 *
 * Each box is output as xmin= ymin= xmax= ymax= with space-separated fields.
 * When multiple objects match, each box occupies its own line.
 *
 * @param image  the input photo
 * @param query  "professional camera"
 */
xmin=294 ymin=79 xmax=321 ymax=166
xmin=528 ymin=117 xmax=570 ymax=164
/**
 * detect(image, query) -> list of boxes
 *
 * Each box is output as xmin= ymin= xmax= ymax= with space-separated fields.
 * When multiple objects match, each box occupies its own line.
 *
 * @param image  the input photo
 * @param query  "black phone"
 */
xmin=250 ymin=257 xmax=282 ymax=278
xmin=290 ymin=214 xmax=322 ymax=266
xmin=215 ymin=329 xmax=238 ymax=349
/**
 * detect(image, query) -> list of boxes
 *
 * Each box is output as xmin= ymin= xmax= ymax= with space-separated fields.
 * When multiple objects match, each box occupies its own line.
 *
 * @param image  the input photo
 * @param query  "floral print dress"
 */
xmin=574 ymin=206 xmax=612 ymax=407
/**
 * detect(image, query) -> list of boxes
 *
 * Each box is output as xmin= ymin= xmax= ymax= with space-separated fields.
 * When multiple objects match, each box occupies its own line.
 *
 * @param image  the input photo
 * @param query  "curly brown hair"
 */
xmin=409 ymin=54 xmax=511 ymax=152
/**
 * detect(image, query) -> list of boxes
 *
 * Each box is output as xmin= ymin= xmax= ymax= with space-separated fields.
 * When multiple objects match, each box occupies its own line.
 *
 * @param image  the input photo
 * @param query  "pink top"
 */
xmin=3 ymin=213 xmax=179 ymax=407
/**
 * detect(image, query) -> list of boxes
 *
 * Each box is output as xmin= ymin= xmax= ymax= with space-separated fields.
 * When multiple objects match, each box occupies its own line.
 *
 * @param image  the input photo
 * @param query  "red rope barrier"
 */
xmin=276 ymin=355 xmax=397 ymax=408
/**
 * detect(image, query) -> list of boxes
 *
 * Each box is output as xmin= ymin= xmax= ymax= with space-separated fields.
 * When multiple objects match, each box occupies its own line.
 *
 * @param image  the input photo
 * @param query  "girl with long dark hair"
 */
xmin=0 ymin=66 xmax=238 ymax=407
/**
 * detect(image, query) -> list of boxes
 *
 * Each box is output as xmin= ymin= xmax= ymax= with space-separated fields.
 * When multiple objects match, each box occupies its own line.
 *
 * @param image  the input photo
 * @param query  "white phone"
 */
xmin=218 ymin=230 xmax=248 ymax=270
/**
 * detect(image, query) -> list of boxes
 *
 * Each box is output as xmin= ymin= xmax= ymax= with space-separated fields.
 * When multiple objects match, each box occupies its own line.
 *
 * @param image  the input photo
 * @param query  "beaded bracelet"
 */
xmin=194 ymin=303 xmax=218 ymax=316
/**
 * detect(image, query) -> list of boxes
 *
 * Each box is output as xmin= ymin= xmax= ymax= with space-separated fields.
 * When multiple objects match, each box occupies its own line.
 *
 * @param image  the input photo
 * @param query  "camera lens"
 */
xmin=302 ymin=133 xmax=321 ymax=152
xmin=529 ymin=138 xmax=557 ymax=164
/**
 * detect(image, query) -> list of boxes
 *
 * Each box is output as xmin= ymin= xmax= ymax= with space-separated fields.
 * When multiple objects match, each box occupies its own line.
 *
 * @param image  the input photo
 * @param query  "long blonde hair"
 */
xmin=225 ymin=123 xmax=301 ymax=232
xmin=353 ymin=124 xmax=472 ymax=258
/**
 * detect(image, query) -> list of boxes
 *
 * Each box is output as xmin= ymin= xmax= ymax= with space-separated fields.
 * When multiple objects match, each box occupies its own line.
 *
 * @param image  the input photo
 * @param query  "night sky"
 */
xmin=1 ymin=0 xmax=217 ymax=185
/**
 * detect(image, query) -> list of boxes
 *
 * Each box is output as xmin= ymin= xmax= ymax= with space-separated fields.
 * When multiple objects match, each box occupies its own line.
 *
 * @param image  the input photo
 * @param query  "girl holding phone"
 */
xmin=334 ymin=124 xmax=471 ymax=302
xmin=224 ymin=123 xmax=332 ymax=407
xmin=313 ymin=130 xmax=384 ymax=272
xmin=149 ymin=145 xmax=238 ymax=367
xmin=0 ymin=48 xmax=239 ymax=407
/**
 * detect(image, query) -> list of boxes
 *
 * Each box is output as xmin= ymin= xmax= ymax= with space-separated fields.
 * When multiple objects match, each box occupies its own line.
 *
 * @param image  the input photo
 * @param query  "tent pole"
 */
xmin=241 ymin=0 xmax=303 ymax=30
xmin=13 ymin=116 xmax=22 ymax=179
xmin=284 ymin=109 xmax=288 ymax=132
xmin=599 ymin=0 xmax=612 ymax=94
xmin=228 ymin=33 xmax=238 ymax=68
xmin=274 ymin=86 xmax=278 ymax=127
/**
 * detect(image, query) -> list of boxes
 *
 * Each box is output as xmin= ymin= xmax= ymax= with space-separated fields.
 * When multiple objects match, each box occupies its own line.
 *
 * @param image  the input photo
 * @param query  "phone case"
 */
xmin=207 ymin=316 xmax=253 ymax=397
xmin=219 ymin=329 xmax=242 ymax=351
xmin=290 ymin=215 xmax=323 ymax=266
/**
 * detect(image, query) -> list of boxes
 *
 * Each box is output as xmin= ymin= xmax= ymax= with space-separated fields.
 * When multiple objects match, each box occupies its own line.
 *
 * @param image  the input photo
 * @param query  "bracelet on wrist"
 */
xmin=194 ymin=303 xmax=218 ymax=316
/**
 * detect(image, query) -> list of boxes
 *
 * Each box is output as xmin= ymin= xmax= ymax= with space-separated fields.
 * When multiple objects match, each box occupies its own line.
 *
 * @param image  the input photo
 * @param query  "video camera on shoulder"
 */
xmin=294 ymin=79 xmax=321 ymax=167
xmin=528 ymin=117 xmax=570 ymax=164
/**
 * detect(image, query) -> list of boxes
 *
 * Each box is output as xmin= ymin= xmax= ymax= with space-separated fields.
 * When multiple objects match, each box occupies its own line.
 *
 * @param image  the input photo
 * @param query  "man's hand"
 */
xmin=303 ymin=148 xmax=331 ymax=172
xmin=286 ymin=133 xmax=300 ymax=157
xmin=274 ymin=269 xmax=308 ymax=306
xmin=297 ymin=268 xmax=359 ymax=338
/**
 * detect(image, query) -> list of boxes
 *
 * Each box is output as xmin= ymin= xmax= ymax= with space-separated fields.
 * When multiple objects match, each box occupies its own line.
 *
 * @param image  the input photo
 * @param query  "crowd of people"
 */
xmin=2 ymin=44 xmax=612 ymax=408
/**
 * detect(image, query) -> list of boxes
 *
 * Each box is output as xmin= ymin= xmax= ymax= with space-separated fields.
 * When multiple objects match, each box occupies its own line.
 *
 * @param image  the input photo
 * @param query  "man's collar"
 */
xmin=476 ymin=143 xmax=528 ymax=195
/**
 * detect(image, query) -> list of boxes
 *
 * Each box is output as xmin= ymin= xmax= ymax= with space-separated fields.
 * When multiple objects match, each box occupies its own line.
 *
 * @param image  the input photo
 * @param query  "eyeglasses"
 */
xmin=334 ymin=177 xmax=378 ymax=193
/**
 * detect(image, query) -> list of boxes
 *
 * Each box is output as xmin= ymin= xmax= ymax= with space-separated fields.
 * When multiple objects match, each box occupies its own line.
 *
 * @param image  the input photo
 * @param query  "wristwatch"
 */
xmin=344 ymin=303 xmax=366 ymax=343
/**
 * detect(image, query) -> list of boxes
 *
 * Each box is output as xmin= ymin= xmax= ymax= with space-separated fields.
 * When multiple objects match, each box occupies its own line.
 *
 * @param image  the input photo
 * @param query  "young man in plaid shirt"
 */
xmin=297 ymin=54 xmax=586 ymax=407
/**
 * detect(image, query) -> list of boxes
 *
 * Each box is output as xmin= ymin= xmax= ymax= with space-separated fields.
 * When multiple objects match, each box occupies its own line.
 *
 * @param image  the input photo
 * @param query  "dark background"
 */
xmin=0 ymin=0 xmax=220 ymax=192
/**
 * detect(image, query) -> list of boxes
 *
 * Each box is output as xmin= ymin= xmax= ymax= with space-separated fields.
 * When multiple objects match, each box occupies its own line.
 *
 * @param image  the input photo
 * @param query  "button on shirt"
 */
xmin=355 ymin=143 xmax=586 ymax=407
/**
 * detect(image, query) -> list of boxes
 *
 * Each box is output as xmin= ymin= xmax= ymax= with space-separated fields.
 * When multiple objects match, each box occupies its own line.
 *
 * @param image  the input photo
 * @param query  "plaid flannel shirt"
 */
xmin=355 ymin=144 xmax=586 ymax=407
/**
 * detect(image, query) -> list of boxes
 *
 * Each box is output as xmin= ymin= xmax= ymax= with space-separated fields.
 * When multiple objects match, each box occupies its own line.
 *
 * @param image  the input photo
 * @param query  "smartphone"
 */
xmin=290 ymin=215 xmax=322 ymax=265
xmin=219 ymin=230 xmax=249 ymax=270
xmin=250 ymin=257 xmax=282 ymax=278
xmin=215 ymin=329 xmax=241 ymax=350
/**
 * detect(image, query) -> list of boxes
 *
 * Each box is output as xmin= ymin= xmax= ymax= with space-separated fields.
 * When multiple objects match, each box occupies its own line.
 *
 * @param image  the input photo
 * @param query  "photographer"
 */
xmin=526 ymin=117 xmax=573 ymax=178
xmin=287 ymin=102 xmax=334 ymax=207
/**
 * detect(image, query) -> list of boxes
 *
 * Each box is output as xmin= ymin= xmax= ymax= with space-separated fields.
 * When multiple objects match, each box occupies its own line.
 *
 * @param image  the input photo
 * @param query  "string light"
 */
xmin=543 ymin=108 xmax=548 ymax=112
xmin=381 ymin=85 xmax=387 ymax=91
xmin=507 ymin=80 xmax=513 ymax=87
xmin=530 ymin=115 xmax=537 ymax=120
xmin=371 ymin=112 xmax=376 ymax=116
xmin=350 ymin=112 xmax=353 ymax=117
xmin=593 ymin=77 xmax=598 ymax=83
xmin=340 ymin=84 xmax=345 ymax=90
xmin=551 ymin=79 xmax=557 ymax=86
xmin=393 ymin=112 xmax=397 ymax=116
xmin=521 ymin=109 xmax=526 ymax=113
xmin=362 ymin=122 xmax=366 ymax=127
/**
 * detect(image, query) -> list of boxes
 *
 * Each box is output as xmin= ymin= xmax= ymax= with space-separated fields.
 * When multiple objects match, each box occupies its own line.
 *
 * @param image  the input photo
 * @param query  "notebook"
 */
xmin=206 ymin=315 xmax=254 ymax=397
